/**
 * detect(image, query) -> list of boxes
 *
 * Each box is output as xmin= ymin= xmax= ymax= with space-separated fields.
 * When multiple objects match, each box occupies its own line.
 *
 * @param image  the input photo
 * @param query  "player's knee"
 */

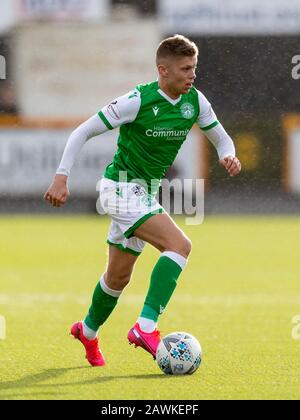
xmin=118 ymin=273 xmax=132 ymax=289
xmin=167 ymin=237 xmax=192 ymax=259
xmin=180 ymin=237 xmax=192 ymax=258
xmin=106 ymin=270 xmax=132 ymax=290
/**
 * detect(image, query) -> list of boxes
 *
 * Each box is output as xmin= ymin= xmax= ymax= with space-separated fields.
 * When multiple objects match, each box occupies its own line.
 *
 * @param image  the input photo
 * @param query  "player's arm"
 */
xmin=197 ymin=91 xmax=241 ymax=177
xmin=44 ymin=90 xmax=141 ymax=207
xmin=44 ymin=115 xmax=108 ymax=207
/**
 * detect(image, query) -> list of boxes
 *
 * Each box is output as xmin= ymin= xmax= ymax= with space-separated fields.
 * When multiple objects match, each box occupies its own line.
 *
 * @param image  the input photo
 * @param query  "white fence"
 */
xmin=0 ymin=128 xmax=117 ymax=196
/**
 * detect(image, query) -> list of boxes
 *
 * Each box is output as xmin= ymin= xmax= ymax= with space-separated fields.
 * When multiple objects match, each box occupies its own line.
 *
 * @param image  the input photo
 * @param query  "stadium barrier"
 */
xmin=0 ymin=116 xmax=207 ymax=200
xmin=282 ymin=114 xmax=300 ymax=194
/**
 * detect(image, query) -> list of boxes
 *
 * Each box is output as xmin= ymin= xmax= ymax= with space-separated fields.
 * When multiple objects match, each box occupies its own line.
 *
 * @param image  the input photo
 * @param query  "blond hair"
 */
xmin=156 ymin=34 xmax=198 ymax=64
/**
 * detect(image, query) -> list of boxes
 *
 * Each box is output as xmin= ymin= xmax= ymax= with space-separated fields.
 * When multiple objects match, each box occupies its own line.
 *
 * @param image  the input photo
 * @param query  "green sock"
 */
xmin=84 ymin=277 xmax=121 ymax=332
xmin=141 ymin=253 xmax=187 ymax=322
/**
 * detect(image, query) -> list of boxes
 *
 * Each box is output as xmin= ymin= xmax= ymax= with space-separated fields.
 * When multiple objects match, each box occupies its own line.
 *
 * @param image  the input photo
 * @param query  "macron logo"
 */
xmin=160 ymin=305 xmax=165 ymax=315
xmin=153 ymin=106 xmax=159 ymax=116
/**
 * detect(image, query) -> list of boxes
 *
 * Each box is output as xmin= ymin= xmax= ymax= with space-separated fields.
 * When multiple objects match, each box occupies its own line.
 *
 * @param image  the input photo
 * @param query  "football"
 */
xmin=156 ymin=332 xmax=202 ymax=375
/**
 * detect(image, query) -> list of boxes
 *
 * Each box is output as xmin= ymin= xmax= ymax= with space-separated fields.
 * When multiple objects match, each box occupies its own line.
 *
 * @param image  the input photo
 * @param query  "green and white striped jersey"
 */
xmin=98 ymin=81 xmax=219 ymax=195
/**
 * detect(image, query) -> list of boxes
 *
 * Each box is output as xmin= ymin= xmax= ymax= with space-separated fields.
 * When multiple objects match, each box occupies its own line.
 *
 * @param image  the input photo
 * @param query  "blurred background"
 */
xmin=0 ymin=0 xmax=300 ymax=214
xmin=1 ymin=1 xmax=300 ymax=400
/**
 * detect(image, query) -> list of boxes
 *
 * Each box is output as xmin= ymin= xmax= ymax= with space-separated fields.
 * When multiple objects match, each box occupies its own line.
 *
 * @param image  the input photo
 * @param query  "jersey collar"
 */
xmin=157 ymin=88 xmax=182 ymax=106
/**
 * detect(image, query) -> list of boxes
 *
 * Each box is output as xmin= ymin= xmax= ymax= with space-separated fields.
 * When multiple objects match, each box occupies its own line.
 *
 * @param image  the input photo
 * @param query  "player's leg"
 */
xmin=71 ymin=245 xmax=139 ymax=366
xmin=135 ymin=212 xmax=192 ymax=327
xmin=128 ymin=212 xmax=191 ymax=357
xmin=134 ymin=212 xmax=192 ymax=257
xmin=83 ymin=245 xmax=139 ymax=337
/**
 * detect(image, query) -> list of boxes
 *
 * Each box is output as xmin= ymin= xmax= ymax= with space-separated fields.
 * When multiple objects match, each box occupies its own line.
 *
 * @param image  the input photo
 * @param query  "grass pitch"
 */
xmin=0 ymin=215 xmax=300 ymax=400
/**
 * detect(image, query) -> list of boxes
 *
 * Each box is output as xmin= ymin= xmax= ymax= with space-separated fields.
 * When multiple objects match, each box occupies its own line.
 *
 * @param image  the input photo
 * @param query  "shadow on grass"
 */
xmin=0 ymin=366 xmax=170 ymax=399
xmin=0 ymin=366 xmax=87 ymax=399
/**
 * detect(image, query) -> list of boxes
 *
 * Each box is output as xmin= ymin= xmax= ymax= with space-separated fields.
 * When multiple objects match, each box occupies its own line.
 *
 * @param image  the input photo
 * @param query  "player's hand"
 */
xmin=219 ymin=156 xmax=242 ymax=177
xmin=44 ymin=175 xmax=70 ymax=208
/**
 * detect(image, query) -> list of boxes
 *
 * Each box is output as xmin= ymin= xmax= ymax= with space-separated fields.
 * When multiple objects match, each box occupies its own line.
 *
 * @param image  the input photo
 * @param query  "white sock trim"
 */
xmin=161 ymin=251 xmax=188 ymax=271
xmin=100 ymin=275 xmax=123 ymax=298
xmin=137 ymin=317 xmax=157 ymax=333
xmin=82 ymin=321 xmax=98 ymax=340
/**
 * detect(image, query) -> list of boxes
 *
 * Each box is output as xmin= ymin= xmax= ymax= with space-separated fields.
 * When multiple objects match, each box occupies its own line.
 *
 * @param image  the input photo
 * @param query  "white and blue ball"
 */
xmin=156 ymin=332 xmax=202 ymax=375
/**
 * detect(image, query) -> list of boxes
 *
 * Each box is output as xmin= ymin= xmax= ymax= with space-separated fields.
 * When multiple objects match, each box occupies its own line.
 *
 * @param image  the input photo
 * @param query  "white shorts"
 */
xmin=99 ymin=177 xmax=164 ymax=256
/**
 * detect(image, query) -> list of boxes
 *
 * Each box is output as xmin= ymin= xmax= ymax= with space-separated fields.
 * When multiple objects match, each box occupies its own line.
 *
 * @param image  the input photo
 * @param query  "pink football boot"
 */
xmin=70 ymin=322 xmax=106 ymax=367
xmin=128 ymin=323 xmax=161 ymax=359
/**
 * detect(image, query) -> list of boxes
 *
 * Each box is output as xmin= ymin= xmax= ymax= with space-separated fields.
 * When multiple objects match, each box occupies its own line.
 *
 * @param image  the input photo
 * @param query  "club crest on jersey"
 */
xmin=180 ymin=103 xmax=195 ymax=119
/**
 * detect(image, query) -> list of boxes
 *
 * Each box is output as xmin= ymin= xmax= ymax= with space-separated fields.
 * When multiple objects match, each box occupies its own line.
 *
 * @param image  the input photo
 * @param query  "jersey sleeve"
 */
xmin=203 ymin=123 xmax=236 ymax=160
xmin=196 ymin=90 xmax=219 ymax=131
xmin=56 ymin=114 xmax=109 ymax=177
xmin=98 ymin=89 xmax=141 ymax=130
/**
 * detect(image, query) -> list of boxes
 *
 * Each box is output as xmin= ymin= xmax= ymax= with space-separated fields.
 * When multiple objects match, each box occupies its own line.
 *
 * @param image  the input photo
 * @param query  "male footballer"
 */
xmin=44 ymin=35 xmax=241 ymax=366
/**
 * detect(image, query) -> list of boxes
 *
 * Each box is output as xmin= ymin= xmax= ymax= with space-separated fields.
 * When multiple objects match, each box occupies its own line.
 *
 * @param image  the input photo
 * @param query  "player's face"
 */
xmin=162 ymin=55 xmax=198 ymax=96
